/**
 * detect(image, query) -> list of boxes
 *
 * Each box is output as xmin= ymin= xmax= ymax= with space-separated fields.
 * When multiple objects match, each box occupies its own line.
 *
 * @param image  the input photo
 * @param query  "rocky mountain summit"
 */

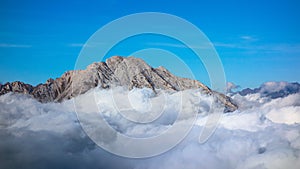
xmin=0 ymin=56 xmax=238 ymax=112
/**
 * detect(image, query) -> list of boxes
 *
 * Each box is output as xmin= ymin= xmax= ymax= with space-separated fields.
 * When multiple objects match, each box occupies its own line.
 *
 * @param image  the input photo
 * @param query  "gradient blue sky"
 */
xmin=1 ymin=0 xmax=300 ymax=88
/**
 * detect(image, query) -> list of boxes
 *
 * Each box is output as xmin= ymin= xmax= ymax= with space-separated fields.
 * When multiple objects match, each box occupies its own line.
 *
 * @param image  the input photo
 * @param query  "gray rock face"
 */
xmin=0 ymin=56 xmax=238 ymax=112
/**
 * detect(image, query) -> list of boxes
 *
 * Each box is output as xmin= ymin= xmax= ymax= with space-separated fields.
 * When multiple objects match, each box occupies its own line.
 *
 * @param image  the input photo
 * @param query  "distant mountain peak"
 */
xmin=238 ymin=81 xmax=300 ymax=99
xmin=0 ymin=56 xmax=238 ymax=112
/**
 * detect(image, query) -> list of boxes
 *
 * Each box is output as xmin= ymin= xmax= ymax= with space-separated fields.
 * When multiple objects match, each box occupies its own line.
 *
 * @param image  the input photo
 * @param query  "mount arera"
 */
xmin=0 ymin=56 xmax=238 ymax=112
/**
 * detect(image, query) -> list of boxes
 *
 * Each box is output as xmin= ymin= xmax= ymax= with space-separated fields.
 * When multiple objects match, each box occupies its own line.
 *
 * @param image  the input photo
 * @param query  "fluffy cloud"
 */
xmin=0 ymin=83 xmax=300 ymax=169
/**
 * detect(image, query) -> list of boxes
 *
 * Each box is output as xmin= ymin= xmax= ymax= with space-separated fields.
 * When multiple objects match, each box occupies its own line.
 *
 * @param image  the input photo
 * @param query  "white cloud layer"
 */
xmin=0 ymin=84 xmax=300 ymax=169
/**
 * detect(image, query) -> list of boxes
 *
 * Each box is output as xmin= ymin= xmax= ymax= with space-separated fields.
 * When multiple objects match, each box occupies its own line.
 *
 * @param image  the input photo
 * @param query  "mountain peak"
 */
xmin=0 ymin=56 xmax=238 ymax=112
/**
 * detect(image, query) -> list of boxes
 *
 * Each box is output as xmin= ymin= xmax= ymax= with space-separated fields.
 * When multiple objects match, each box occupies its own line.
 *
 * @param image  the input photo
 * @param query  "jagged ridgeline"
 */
xmin=0 ymin=56 xmax=238 ymax=112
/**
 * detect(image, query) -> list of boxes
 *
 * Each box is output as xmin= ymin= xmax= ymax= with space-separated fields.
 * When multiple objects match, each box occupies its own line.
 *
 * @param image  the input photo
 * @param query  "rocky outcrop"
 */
xmin=0 ymin=56 xmax=238 ymax=112
xmin=0 ymin=81 xmax=34 ymax=95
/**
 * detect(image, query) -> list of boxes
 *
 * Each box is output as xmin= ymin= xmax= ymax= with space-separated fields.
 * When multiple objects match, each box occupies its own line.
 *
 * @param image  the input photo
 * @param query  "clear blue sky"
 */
xmin=1 ymin=0 xmax=300 ymax=88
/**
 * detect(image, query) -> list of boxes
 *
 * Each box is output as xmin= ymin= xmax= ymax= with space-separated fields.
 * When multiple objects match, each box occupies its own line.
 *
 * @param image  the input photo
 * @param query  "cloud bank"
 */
xmin=0 ymin=82 xmax=300 ymax=169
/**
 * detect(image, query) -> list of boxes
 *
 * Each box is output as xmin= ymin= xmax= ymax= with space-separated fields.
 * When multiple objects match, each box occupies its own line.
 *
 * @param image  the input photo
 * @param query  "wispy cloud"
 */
xmin=213 ymin=42 xmax=237 ymax=48
xmin=214 ymin=41 xmax=300 ymax=54
xmin=0 ymin=43 xmax=32 ymax=48
xmin=240 ymin=35 xmax=258 ymax=41
xmin=147 ymin=42 xmax=212 ymax=49
xmin=214 ymin=35 xmax=258 ymax=48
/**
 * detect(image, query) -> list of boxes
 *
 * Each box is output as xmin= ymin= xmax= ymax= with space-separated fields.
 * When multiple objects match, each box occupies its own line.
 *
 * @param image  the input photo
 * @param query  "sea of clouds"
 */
xmin=0 ymin=82 xmax=300 ymax=169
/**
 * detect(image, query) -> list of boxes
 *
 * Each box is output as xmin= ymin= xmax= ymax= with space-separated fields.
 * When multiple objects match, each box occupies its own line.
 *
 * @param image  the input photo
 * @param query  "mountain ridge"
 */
xmin=238 ymin=81 xmax=300 ymax=99
xmin=0 ymin=56 xmax=238 ymax=112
